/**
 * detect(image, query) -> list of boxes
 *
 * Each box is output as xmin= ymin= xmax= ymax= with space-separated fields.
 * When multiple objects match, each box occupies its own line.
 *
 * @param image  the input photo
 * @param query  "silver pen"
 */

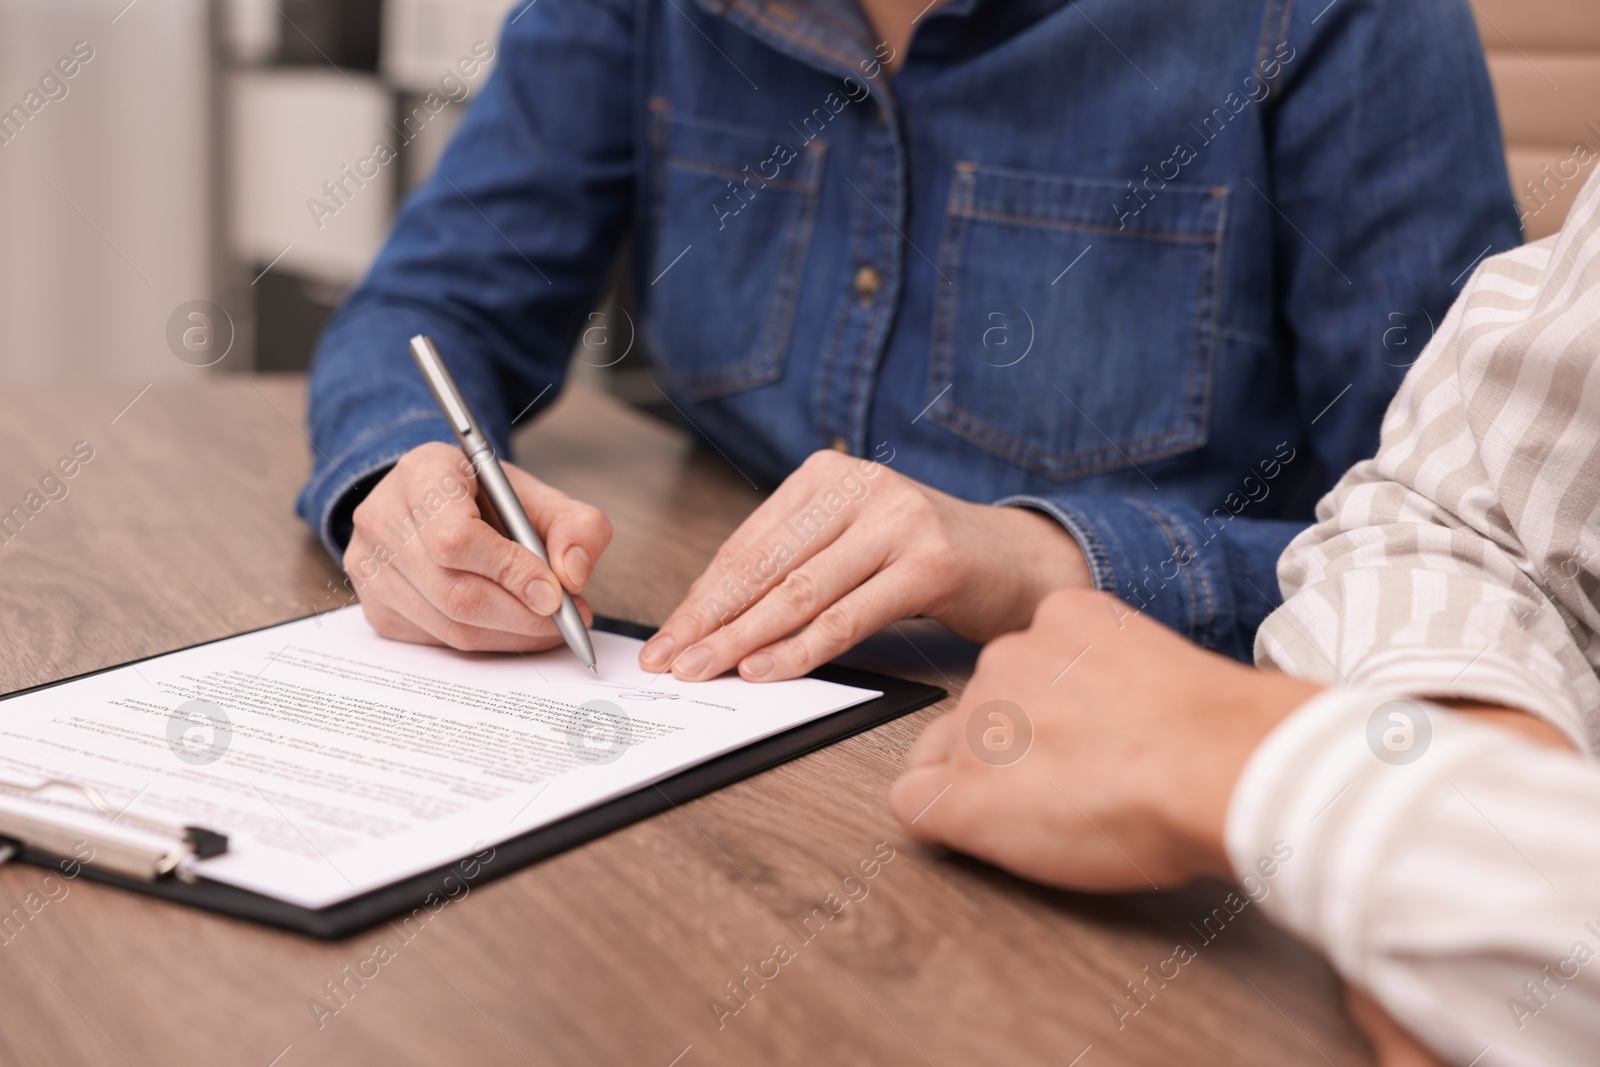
xmin=408 ymin=334 xmax=598 ymax=673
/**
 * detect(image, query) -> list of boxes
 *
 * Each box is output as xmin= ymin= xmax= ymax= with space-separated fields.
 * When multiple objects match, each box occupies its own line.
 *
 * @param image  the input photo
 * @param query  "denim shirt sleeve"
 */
xmin=997 ymin=493 xmax=1307 ymax=661
xmin=295 ymin=0 xmax=636 ymax=561
xmin=1001 ymin=0 xmax=1521 ymax=662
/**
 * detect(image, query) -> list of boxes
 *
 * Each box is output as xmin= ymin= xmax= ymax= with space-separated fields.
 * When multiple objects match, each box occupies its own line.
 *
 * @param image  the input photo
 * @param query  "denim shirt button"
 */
xmin=828 ymin=435 xmax=850 ymax=454
xmin=852 ymin=264 xmax=881 ymax=303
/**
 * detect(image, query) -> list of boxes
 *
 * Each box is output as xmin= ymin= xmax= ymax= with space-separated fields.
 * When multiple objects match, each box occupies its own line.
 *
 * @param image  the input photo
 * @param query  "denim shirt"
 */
xmin=298 ymin=0 xmax=1519 ymax=660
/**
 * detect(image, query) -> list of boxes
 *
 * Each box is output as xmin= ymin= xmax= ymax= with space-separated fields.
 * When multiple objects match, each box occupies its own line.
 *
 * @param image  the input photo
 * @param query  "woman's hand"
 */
xmin=345 ymin=442 xmax=611 ymax=652
xmin=639 ymin=450 xmax=1091 ymax=682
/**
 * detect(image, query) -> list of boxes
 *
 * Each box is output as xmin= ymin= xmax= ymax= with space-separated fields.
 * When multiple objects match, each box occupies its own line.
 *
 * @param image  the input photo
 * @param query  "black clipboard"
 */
xmin=1 ymin=616 xmax=945 ymax=939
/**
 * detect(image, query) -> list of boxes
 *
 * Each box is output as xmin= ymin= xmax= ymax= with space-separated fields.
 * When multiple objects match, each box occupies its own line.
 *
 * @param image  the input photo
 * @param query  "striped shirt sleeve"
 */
xmin=1234 ymin=165 xmax=1600 ymax=1065
xmin=1227 ymin=688 xmax=1600 ymax=1066
xmin=1256 ymin=166 xmax=1600 ymax=752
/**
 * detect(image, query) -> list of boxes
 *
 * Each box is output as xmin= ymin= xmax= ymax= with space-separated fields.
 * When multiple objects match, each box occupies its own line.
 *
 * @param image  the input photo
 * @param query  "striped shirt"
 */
xmin=1233 ymin=165 xmax=1600 ymax=1065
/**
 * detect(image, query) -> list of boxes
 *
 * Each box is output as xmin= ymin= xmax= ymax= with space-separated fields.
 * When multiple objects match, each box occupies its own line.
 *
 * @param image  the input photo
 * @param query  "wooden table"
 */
xmin=0 ymin=379 xmax=1370 ymax=1067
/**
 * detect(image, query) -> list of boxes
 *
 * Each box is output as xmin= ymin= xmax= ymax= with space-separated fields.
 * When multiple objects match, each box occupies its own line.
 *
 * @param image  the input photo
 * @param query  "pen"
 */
xmin=408 ymin=334 xmax=599 ymax=673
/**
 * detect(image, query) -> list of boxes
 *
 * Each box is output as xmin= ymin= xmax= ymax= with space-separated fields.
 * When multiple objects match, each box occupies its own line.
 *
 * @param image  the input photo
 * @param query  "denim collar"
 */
xmin=691 ymin=0 xmax=984 ymax=82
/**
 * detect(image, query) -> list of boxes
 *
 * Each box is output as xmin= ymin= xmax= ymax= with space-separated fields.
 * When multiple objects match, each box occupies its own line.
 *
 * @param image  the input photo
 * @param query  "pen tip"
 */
xmin=588 ymin=663 xmax=599 ymax=675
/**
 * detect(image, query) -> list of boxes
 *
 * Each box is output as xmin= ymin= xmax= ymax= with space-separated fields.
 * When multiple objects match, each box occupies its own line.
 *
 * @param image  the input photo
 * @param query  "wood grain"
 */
xmin=0 ymin=379 xmax=1371 ymax=1067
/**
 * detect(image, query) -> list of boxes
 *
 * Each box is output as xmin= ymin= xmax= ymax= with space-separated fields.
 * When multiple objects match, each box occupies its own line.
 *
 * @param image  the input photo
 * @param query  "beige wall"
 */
xmin=1475 ymin=0 xmax=1600 ymax=240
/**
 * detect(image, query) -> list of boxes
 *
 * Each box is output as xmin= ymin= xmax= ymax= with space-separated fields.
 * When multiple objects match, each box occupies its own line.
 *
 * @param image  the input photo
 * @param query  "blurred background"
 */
xmin=0 ymin=0 xmax=653 ymax=412
xmin=0 ymin=0 xmax=1595 ymax=389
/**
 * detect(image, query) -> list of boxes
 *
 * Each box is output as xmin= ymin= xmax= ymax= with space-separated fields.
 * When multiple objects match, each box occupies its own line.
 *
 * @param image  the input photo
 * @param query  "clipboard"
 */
xmin=0 ymin=616 xmax=945 ymax=939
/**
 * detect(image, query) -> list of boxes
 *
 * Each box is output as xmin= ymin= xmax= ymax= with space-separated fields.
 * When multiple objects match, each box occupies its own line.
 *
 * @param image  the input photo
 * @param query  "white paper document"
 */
xmin=0 ymin=607 xmax=880 ymax=908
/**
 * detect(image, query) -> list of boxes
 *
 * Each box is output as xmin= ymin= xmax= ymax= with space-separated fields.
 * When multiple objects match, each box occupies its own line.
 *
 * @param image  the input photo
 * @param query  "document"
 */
xmin=0 ymin=607 xmax=879 ymax=908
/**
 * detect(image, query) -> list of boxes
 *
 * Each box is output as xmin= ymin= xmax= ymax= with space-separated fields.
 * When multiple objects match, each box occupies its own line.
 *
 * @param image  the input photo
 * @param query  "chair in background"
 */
xmin=1474 ymin=0 xmax=1600 ymax=240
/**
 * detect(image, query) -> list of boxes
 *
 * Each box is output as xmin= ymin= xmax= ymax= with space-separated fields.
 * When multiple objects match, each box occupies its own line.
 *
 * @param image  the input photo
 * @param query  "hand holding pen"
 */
xmin=338 ymin=337 xmax=611 ymax=664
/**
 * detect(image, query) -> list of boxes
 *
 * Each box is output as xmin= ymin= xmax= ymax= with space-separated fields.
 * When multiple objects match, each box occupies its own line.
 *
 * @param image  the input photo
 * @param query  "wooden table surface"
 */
xmin=0 ymin=378 xmax=1370 ymax=1067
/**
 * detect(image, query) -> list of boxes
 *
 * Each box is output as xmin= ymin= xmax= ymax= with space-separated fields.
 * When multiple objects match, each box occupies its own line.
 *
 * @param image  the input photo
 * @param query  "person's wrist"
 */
xmin=1434 ymin=699 xmax=1577 ymax=752
xmin=1159 ymin=665 xmax=1322 ymax=880
xmin=982 ymin=505 xmax=1092 ymax=630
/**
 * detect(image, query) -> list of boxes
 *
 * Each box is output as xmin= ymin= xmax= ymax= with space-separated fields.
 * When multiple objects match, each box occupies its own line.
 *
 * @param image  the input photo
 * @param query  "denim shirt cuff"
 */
xmin=294 ymin=409 xmax=458 ymax=564
xmin=994 ymin=494 xmax=1237 ymax=652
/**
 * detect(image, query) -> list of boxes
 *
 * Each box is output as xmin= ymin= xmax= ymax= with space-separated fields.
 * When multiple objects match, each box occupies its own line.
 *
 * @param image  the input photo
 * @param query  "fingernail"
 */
xmin=741 ymin=653 xmax=775 ymax=679
xmin=564 ymin=545 xmax=592 ymax=588
xmin=526 ymin=579 xmax=560 ymax=615
xmin=641 ymin=634 xmax=674 ymax=668
xmin=673 ymin=645 xmax=710 ymax=678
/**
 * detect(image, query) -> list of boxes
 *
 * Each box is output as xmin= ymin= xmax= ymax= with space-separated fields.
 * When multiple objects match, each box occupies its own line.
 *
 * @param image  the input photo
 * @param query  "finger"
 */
xmin=417 ymin=509 xmax=565 ymax=617
xmin=360 ymin=588 xmax=592 ymax=646
xmin=359 ymin=597 xmax=439 ymax=646
xmin=904 ymin=708 xmax=962 ymax=770
xmin=888 ymin=765 xmax=958 ymax=841
xmin=392 ymin=543 xmax=562 ymax=638
xmin=642 ymin=456 xmax=864 ymax=670
xmin=565 ymin=593 xmax=598 ymax=629
xmin=503 ymin=463 xmax=612 ymax=594
xmin=734 ymin=564 xmax=916 ymax=682
xmin=668 ymin=529 xmax=887 ymax=681
xmin=372 ymin=566 xmax=568 ymax=653
xmin=646 ymin=499 xmax=822 ymax=664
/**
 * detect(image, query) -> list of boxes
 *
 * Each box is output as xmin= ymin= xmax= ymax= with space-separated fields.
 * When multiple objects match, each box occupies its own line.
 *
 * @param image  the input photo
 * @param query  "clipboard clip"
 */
xmin=0 ymin=777 xmax=228 ymax=884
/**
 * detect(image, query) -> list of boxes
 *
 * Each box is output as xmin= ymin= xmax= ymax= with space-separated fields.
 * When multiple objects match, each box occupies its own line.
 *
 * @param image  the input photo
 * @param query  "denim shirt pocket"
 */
xmin=927 ymin=162 xmax=1229 ymax=481
xmin=644 ymin=101 xmax=827 ymax=401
